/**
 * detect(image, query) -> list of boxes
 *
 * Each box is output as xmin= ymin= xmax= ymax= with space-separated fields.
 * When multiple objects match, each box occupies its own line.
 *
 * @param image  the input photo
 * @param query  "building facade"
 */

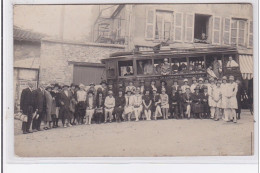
xmin=92 ymin=4 xmax=253 ymax=83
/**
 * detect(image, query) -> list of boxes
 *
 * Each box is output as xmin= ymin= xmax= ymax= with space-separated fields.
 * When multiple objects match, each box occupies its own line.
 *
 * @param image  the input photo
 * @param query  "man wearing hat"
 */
xmin=198 ymin=77 xmax=204 ymax=93
xmin=32 ymin=82 xmax=46 ymax=132
xmin=76 ymin=84 xmax=87 ymax=125
xmin=100 ymin=80 xmax=108 ymax=97
xmin=59 ymin=84 xmax=73 ymax=127
xmin=201 ymin=85 xmax=210 ymax=118
xmin=114 ymin=89 xmax=126 ymax=122
xmin=229 ymin=75 xmax=238 ymax=123
xmin=161 ymin=58 xmax=171 ymax=75
xmin=226 ymin=56 xmax=239 ymax=68
xmin=85 ymin=90 xmax=96 ymax=125
xmin=42 ymin=84 xmax=53 ymax=130
xmin=220 ymin=76 xmax=228 ymax=121
xmin=50 ymin=83 xmax=60 ymax=128
xmin=87 ymin=82 xmax=97 ymax=97
xmin=20 ymin=81 xmax=35 ymax=134
xmin=171 ymin=80 xmax=180 ymax=93
xmin=104 ymin=90 xmax=115 ymax=123
xmin=181 ymin=79 xmax=190 ymax=93
xmin=190 ymin=77 xmax=198 ymax=93
xmin=171 ymin=60 xmax=179 ymax=73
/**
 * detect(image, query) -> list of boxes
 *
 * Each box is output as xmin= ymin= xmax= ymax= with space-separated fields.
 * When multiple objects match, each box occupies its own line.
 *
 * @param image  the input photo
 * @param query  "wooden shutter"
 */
xmin=174 ymin=12 xmax=183 ymax=42
xmin=145 ymin=9 xmax=155 ymax=40
xmin=171 ymin=12 xmax=174 ymax=41
xmin=248 ymin=20 xmax=253 ymax=47
xmin=184 ymin=13 xmax=194 ymax=42
xmin=223 ymin=18 xmax=231 ymax=45
xmin=212 ymin=16 xmax=221 ymax=44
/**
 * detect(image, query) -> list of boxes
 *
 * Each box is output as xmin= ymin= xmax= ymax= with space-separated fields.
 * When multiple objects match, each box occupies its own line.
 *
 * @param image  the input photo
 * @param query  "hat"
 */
xmin=97 ymin=87 xmax=102 ymax=93
xmin=70 ymin=83 xmax=76 ymax=87
xmin=222 ymin=76 xmax=227 ymax=80
xmin=100 ymin=80 xmax=107 ymax=85
xmin=79 ymin=83 xmax=85 ymax=88
xmin=183 ymin=79 xmax=188 ymax=82
xmin=160 ymin=80 xmax=167 ymax=85
xmin=229 ymin=75 xmax=235 ymax=80
xmin=199 ymin=78 xmax=204 ymax=81
xmin=89 ymin=82 xmax=95 ymax=86
xmin=45 ymin=84 xmax=52 ymax=90
xmin=54 ymin=83 xmax=60 ymax=89
xmin=192 ymin=77 xmax=197 ymax=81
xmin=185 ymin=86 xmax=190 ymax=90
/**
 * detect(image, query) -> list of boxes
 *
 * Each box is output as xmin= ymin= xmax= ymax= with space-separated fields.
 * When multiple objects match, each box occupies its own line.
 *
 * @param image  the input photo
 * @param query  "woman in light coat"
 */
xmin=43 ymin=86 xmax=53 ymax=130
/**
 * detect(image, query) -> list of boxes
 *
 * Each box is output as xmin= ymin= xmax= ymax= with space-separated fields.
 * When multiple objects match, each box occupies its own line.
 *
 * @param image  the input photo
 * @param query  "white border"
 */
xmin=3 ymin=0 xmax=259 ymax=167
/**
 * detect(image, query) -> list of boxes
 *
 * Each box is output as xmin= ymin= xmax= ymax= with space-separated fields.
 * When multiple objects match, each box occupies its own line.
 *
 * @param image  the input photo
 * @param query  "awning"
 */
xmin=239 ymin=55 xmax=253 ymax=80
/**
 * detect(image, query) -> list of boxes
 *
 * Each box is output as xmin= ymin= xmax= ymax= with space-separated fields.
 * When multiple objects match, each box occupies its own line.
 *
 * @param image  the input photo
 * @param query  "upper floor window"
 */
xmin=231 ymin=19 xmax=246 ymax=46
xmin=194 ymin=14 xmax=211 ymax=43
xmin=155 ymin=10 xmax=173 ymax=41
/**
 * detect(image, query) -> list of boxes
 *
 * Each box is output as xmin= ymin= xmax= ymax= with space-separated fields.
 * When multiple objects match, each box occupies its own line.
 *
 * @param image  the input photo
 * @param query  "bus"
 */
xmin=101 ymin=46 xmax=242 ymax=90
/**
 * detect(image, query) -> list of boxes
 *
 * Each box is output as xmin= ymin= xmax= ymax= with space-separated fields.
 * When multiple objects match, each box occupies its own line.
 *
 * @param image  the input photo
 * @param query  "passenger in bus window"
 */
xmin=143 ymin=60 xmax=153 ymax=75
xmin=161 ymin=58 xmax=171 ymax=75
xmin=178 ymin=62 xmax=187 ymax=72
xmin=124 ymin=66 xmax=134 ymax=76
xmin=197 ymin=64 xmax=203 ymax=72
xmin=171 ymin=60 xmax=179 ymax=73
xmin=206 ymin=65 xmax=217 ymax=79
xmin=226 ymin=56 xmax=239 ymax=68
xmin=137 ymin=61 xmax=144 ymax=74
xmin=213 ymin=57 xmax=221 ymax=78
xmin=189 ymin=62 xmax=195 ymax=72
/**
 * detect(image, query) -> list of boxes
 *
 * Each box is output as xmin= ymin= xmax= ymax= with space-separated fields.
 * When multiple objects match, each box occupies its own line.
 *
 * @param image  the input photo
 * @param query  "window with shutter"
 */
xmin=145 ymin=9 xmax=155 ymax=40
xmin=174 ymin=12 xmax=183 ymax=42
xmin=223 ymin=18 xmax=231 ymax=45
xmin=154 ymin=10 xmax=173 ymax=41
xmin=185 ymin=13 xmax=194 ymax=42
xmin=212 ymin=17 xmax=221 ymax=44
xmin=230 ymin=18 xmax=246 ymax=46
xmin=248 ymin=21 xmax=253 ymax=47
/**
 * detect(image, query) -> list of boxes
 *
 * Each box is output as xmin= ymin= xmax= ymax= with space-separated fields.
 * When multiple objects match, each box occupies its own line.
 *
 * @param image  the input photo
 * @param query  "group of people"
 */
xmin=19 ymin=76 xmax=244 ymax=134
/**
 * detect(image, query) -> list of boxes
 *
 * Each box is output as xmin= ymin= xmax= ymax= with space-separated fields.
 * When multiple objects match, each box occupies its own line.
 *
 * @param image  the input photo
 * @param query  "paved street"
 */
xmin=15 ymin=110 xmax=254 ymax=157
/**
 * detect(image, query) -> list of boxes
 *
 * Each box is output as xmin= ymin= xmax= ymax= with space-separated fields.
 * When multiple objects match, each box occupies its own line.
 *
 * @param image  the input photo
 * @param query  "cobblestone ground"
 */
xmin=14 ymin=110 xmax=254 ymax=157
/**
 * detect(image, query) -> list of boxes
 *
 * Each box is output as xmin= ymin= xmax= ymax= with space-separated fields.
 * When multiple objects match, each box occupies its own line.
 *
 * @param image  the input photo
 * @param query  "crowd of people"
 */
xmin=19 ymin=76 xmax=245 ymax=134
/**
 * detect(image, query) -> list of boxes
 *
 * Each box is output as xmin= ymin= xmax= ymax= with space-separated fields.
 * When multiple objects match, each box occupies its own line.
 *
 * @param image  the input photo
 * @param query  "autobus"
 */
xmin=101 ymin=46 xmax=242 ymax=90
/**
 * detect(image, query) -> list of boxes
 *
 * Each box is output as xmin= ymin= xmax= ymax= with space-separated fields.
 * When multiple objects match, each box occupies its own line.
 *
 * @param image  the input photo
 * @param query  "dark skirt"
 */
xmin=114 ymin=107 xmax=124 ymax=115
xmin=192 ymin=103 xmax=204 ymax=114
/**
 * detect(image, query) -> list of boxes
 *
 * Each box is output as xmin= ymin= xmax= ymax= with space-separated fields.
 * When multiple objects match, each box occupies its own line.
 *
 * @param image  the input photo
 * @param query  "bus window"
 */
xmin=118 ymin=60 xmax=134 ymax=77
xmin=154 ymin=58 xmax=170 ymax=75
xmin=171 ymin=58 xmax=187 ymax=74
xmin=225 ymin=55 xmax=239 ymax=68
xmin=189 ymin=57 xmax=205 ymax=73
xmin=137 ymin=59 xmax=153 ymax=75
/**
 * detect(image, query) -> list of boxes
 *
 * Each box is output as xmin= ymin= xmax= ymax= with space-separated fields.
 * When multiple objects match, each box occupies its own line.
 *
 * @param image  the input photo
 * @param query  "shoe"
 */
xmin=68 ymin=123 xmax=72 ymax=127
xmin=32 ymin=129 xmax=38 ymax=132
xmin=27 ymin=130 xmax=33 ymax=133
xmin=37 ymin=128 xmax=43 ymax=131
xmin=23 ymin=131 xmax=28 ymax=134
xmin=214 ymin=119 xmax=219 ymax=121
xmin=233 ymin=120 xmax=237 ymax=123
xmin=63 ymin=125 xmax=67 ymax=128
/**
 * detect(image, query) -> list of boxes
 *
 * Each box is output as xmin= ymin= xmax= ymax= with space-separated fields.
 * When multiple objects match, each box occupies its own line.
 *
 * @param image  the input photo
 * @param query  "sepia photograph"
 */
xmin=13 ymin=3 xmax=255 ymax=157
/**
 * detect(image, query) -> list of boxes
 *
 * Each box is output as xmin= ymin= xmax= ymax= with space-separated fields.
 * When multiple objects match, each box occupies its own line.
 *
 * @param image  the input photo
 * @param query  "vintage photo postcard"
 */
xmin=13 ymin=3 xmax=255 ymax=157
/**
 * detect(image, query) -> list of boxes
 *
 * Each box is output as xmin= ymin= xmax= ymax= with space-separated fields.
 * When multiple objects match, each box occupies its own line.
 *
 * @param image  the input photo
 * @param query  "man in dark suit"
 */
xmin=59 ymin=84 xmax=73 ymax=127
xmin=32 ymin=82 xmax=46 ymax=132
xmin=20 ymin=81 xmax=35 ymax=134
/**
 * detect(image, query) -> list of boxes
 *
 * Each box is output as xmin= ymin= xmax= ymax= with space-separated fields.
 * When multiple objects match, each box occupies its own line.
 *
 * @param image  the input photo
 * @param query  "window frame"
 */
xmin=212 ymin=16 xmax=222 ymax=45
xmin=154 ymin=10 xmax=174 ymax=41
xmin=117 ymin=59 xmax=135 ymax=78
xmin=184 ymin=13 xmax=195 ymax=43
xmin=231 ymin=18 xmax=247 ymax=47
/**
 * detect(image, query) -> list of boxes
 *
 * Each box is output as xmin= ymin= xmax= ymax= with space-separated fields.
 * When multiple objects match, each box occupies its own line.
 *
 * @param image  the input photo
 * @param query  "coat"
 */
xmin=200 ymin=92 xmax=209 ymax=112
xmin=20 ymin=87 xmax=35 ymax=115
xmin=59 ymin=90 xmax=73 ymax=119
xmin=221 ymin=83 xmax=238 ymax=109
xmin=33 ymin=88 xmax=46 ymax=113
xmin=191 ymin=92 xmax=203 ymax=113
xmin=43 ymin=90 xmax=53 ymax=122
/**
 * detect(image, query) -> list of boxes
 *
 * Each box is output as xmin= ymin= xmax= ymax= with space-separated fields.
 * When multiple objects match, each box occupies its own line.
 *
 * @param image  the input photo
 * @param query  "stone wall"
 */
xmin=40 ymin=39 xmax=125 ymax=84
xmin=14 ymin=40 xmax=41 ymax=61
